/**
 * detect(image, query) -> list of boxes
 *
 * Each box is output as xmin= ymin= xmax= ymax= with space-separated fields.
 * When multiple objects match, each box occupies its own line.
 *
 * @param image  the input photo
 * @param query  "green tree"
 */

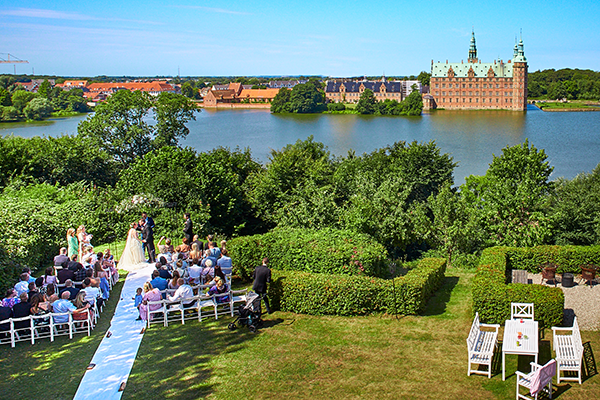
xmin=0 ymin=88 xmax=11 ymax=106
xmin=417 ymin=71 xmax=431 ymax=86
xmin=270 ymin=88 xmax=292 ymax=113
xmin=11 ymin=90 xmax=36 ymax=114
xmin=413 ymin=183 xmax=482 ymax=267
xmin=1 ymin=106 xmax=18 ymax=121
xmin=78 ymin=90 xmax=154 ymax=166
xmin=403 ymin=88 xmax=423 ymax=116
xmin=153 ymin=92 xmax=197 ymax=148
xmin=23 ymin=97 xmax=53 ymax=120
xmin=181 ymin=81 xmax=200 ymax=99
xmin=37 ymin=79 xmax=52 ymax=99
xmin=289 ymin=81 xmax=324 ymax=113
xmin=462 ymin=140 xmax=554 ymax=247
xmin=355 ymin=89 xmax=377 ymax=114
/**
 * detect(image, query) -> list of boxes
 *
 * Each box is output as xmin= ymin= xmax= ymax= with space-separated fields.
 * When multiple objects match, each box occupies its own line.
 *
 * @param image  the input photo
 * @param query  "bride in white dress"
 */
xmin=118 ymin=222 xmax=146 ymax=271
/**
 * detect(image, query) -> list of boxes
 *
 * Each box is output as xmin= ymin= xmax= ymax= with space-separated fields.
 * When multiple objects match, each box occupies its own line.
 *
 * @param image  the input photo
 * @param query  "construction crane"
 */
xmin=0 ymin=53 xmax=29 ymax=74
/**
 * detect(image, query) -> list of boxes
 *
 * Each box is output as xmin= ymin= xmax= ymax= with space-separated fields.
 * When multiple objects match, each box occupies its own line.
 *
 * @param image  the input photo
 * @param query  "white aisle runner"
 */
xmin=73 ymin=264 xmax=154 ymax=400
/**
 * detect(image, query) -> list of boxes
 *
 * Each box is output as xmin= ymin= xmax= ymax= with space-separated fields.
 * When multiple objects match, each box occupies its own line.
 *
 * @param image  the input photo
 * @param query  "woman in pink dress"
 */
xmin=138 ymin=282 xmax=162 ymax=321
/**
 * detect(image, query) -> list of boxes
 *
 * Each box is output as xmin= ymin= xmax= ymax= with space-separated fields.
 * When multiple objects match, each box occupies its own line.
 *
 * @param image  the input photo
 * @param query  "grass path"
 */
xmin=123 ymin=269 xmax=600 ymax=399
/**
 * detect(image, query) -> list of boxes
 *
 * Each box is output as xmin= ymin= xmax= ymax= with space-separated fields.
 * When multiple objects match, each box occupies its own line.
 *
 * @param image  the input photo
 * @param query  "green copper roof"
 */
xmin=468 ymin=30 xmax=477 ymax=62
xmin=431 ymin=61 xmax=514 ymax=78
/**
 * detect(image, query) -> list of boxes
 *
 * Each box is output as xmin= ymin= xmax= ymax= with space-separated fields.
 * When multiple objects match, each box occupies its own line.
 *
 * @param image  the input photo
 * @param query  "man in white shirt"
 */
xmin=168 ymin=279 xmax=195 ymax=308
xmin=81 ymin=278 xmax=101 ymax=307
xmin=14 ymin=273 xmax=30 ymax=296
xmin=188 ymin=262 xmax=202 ymax=285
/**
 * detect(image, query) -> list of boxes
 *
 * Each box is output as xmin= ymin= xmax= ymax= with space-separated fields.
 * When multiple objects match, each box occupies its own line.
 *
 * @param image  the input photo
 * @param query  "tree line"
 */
xmin=528 ymin=68 xmax=600 ymax=100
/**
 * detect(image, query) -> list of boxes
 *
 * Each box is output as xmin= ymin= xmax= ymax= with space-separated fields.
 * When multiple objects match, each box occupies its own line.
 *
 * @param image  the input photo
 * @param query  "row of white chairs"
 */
xmin=146 ymin=289 xmax=248 ymax=328
xmin=0 ymin=275 xmax=118 ymax=347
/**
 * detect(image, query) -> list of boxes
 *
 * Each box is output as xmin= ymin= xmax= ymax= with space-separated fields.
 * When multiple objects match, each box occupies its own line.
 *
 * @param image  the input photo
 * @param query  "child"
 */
xmin=134 ymin=287 xmax=143 ymax=320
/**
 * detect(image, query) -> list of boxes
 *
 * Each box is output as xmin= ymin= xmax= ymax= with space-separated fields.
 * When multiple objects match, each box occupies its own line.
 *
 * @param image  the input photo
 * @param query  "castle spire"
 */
xmin=513 ymin=31 xmax=527 ymax=63
xmin=468 ymin=29 xmax=477 ymax=63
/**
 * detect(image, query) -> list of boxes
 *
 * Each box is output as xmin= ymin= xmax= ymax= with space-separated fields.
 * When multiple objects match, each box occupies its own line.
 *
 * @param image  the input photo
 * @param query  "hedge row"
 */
xmin=228 ymin=228 xmax=389 ymax=279
xmin=506 ymin=245 xmax=600 ymax=273
xmin=473 ymin=246 xmax=565 ymax=329
xmin=269 ymin=257 xmax=446 ymax=316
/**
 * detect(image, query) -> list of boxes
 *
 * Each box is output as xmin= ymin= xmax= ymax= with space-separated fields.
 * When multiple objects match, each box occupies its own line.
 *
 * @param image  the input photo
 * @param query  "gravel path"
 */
xmin=527 ymin=272 xmax=600 ymax=331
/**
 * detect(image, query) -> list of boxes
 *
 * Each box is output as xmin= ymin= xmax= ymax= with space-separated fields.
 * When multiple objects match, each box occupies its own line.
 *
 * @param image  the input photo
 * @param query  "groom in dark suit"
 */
xmin=140 ymin=219 xmax=156 ymax=263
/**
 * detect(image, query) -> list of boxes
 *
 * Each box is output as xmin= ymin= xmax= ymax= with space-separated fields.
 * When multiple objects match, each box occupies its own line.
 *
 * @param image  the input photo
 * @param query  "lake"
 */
xmin=1 ymin=106 xmax=599 ymax=185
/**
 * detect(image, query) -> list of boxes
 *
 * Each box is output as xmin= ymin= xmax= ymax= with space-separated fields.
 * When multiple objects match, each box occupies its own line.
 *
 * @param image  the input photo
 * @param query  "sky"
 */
xmin=1 ymin=0 xmax=599 ymax=77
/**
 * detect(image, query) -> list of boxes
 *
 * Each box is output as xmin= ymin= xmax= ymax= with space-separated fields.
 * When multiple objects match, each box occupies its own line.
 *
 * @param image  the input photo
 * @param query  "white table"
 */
xmin=502 ymin=319 xmax=539 ymax=380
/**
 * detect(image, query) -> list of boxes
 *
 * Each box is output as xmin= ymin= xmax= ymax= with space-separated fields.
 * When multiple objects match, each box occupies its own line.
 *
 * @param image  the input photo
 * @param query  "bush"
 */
xmin=473 ymin=246 xmax=565 ymax=329
xmin=228 ymin=228 xmax=389 ymax=279
xmin=269 ymin=257 xmax=446 ymax=316
xmin=507 ymin=245 xmax=600 ymax=274
xmin=327 ymin=102 xmax=346 ymax=112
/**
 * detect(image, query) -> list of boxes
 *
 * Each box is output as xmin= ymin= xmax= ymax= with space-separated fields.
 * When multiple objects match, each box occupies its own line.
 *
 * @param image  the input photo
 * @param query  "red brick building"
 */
xmin=427 ymin=31 xmax=528 ymax=111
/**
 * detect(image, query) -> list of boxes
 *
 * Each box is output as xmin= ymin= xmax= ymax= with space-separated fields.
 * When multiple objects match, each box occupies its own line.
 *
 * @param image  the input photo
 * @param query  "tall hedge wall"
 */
xmin=269 ymin=258 xmax=446 ymax=316
xmin=228 ymin=228 xmax=389 ymax=279
xmin=473 ymin=246 xmax=565 ymax=329
xmin=506 ymin=245 xmax=600 ymax=273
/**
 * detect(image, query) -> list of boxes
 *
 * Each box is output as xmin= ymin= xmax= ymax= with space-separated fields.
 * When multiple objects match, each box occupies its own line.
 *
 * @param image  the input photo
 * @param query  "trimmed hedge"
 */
xmin=506 ymin=245 xmax=600 ymax=273
xmin=269 ymin=257 xmax=446 ymax=316
xmin=473 ymin=246 xmax=565 ymax=329
xmin=228 ymin=228 xmax=389 ymax=279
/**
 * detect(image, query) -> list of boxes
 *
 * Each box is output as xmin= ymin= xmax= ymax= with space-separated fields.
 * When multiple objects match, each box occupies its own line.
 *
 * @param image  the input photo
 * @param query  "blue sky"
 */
xmin=1 ymin=1 xmax=598 ymax=77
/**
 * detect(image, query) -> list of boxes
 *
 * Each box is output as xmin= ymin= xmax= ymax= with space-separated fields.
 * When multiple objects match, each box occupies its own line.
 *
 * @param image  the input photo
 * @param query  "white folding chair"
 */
xmin=197 ymin=294 xmax=215 ymax=321
xmin=213 ymin=293 xmax=233 ymax=319
xmin=516 ymin=360 xmax=556 ymax=399
xmin=511 ymin=302 xmax=535 ymax=320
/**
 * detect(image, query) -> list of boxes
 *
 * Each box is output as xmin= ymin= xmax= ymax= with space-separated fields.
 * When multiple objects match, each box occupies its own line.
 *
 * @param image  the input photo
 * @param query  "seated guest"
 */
xmin=220 ymin=240 xmax=227 ymax=253
xmin=201 ymin=259 xmax=215 ymax=282
xmin=27 ymin=282 xmax=39 ymax=302
xmin=208 ymin=241 xmax=221 ymax=259
xmin=1 ymin=288 xmax=20 ymax=308
xmin=189 ymin=242 xmax=202 ymax=260
xmin=67 ymin=255 xmax=82 ymax=271
xmin=192 ymin=235 xmax=204 ymax=254
xmin=175 ymin=252 xmax=188 ymax=268
xmin=94 ymin=262 xmax=110 ymax=299
xmin=23 ymin=268 xmax=36 ymax=284
xmin=0 ymin=305 xmax=12 ymax=335
xmin=206 ymin=265 xmax=227 ymax=286
xmin=101 ymin=250 xmax=119 ymax=282
xmin=81 ymin=246 xmax=96 ymax=267
xmin=29 ymin=293 xmax=50 ymax=314
xmin=14 ymin=273 xmax=30 ymax=296
xmin=54 ymin=247 xmax=70 ymax=268
xmin=157 ymin=262 xmax=172 ymax=280
xmin=217 ymin=249 xmax=233 ymax=275
xmin=201 ymin=249 xmax=217 ymax=269
xmin=157 ymin=236 xmax=175 ymax=256
xmin=57 ymin=265 xmax=75 ymax=284
xmin=81 ymin=278 xmax=102 ymax=308
xmin=44 ymin=284 xmax=59 ymax=303
xmin=73 ymin=291 xmax=92 ymax=321
xmin=12 ymin=293 xmax=31 ymax=330
xmin=174 ymin=260 xmax=187 ymax=281
xmin=41 ymin=267 xmax=58 ymax=287
xmin=138 ymin=282 xmax=161 ymax=321
xmin=207 ymin=276 xmax=229 ymax=303
xmin=167 ymin=279 xmax=194 ymax=307
xmin=204 ymin=235 xmax=214 ymax=251
xmin=51 ymin=291 xmax=79 ymax=324
xmin=187 ymin=259 xmax=202 ymax=285
xmin=168 ymin=270 xmax=181 ymax=290
xmin=73 ymin=262 xmax=87 ymax=282
xmin=150 ymin=270 xmax=168 ymax=292
xmin=175 ymin=238 xmax=191 ymax=254
xmin=59 ymin=279 xmax=80 ymax=300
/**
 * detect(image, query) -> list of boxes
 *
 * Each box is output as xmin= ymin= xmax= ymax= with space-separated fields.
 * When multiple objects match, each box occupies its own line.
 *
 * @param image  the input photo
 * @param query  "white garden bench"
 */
xmin=467 ymin=312 xmax=500 ymax=378
xmin=551 ymin=316 xmax=584 ymax=384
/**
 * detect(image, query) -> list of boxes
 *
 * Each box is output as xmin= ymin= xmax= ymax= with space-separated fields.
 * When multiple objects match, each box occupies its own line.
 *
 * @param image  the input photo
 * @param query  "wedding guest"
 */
xmin=57 ymin=264 xmax=75 ymax=284
xmin=51 ymin=291 xmax=78 ymax=324
xmin=208 ymin=241 xmax=221 ymax=259
xmin=54 ymin=247 xmax=69 ymax=268
xmin=134 ymin=287 xmax=143 ymax=319
xmin=138 ymin=282 xmax=161 ymax=321
xmin=206 ymin=265 xmax=226 ymax=286
xmin=220 ymin=240 xmax=227 ymax=252
xmin=77 ymin=225 xmax=92 ymax=261
xmin=73 ymin=291 xmax=92 ymax=321
xmin=59 ymin=279 xmax=80 ymax=300
xmin=187 ymin=259 xmax=202 ymax=285
xmin=208 ymin=277 xmax=229 ymax=303
xmin=202 ymin=249 xmax=217 ymax=269
xmin=175 ymin=238 xmax=191 ymax=254
xmin=201 ymin=259 xmax=215 ymax=282
xmin=150 ymin=270 xmax=168 ymax=292
xmin=189 ymin=243 xmax=202 ymax=260
xmin=157 ymin=262 xmax=172 ymax=280
xmin=94 ymin=262 xmax=110 ymax=299
xmin=217 ymin=249 xmax=233 ymax=275
xmin=183 ymin=213 xmax=193 ymax=243
xmin=169 ymin=270 xmax=182 ymax=290
xmin=1 ymin=288 xmax=20 ymax=308
xmin=167 ymin=279 xmax=194 ymax=307
xmin=12 ymin=293 xmax=31 ymax=330
xmin=45 ymin=284 xmax=59 ymax=303
xmin=14 ymin=273 xmax=30 ymax=296
xmin=30 ymin=293 xmax=50 ymax=314
xmin=27 ymin=282 xmax=39 ymax=302
xmin=41 ymin=267 xmax=58 ymax=287
xmin=204 ymin=235 xmax=214 ymax=251
xmin=81 ymin=278 xmax=102 ymax=308
xmin=192 ymin=235 xmax=204 ymax=254
xmin=74 ymin=262 xmax=87 ymax=282
xmin=67 ymin=228 xmax=79 ymax=259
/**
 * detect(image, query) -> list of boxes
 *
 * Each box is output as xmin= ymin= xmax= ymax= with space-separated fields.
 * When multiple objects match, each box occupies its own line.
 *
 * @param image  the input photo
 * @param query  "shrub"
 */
xmin=228 ymin=228 xmax=389 ymax=279
xmin=506 ymin=245 xmax=600 ymax=273
xmin=269 ymin=257 xmax=446 ymax=316
xmin=473 ymin=246 xmax=565 ymax=329
xmin=327 ymin=102 xmax=346 ymax=112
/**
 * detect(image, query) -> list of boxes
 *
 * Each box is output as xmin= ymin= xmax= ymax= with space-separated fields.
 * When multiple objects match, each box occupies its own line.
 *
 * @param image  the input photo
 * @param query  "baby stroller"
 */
xmin=228 ymin=291 xmax=263 ymax=332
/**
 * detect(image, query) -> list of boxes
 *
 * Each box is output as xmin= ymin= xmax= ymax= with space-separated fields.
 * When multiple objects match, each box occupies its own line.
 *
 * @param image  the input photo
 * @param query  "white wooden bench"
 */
xmin=551 ymin=316 xmax=583 ymax=384
xmin=467 ymin=312 xmax=500 ymax=378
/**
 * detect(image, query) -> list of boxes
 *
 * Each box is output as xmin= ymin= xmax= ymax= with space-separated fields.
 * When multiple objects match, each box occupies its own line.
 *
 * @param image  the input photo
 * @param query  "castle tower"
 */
xmin=468 ymin=30 xmax=478 ymax=63
xmin=512 ymin=36 xmax=528 ymax=110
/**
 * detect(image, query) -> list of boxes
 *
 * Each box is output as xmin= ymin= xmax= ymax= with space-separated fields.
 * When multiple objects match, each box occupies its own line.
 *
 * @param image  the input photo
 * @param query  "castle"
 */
xmin=424 ymin=31 xmax=528 ymax=111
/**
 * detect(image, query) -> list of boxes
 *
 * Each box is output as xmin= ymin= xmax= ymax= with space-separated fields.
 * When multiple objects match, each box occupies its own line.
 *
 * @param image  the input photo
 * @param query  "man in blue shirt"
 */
xmin=52 ymin=291 xmax=78 ymax=324
xmin=150 ymin=270 xmax=168 ymax=291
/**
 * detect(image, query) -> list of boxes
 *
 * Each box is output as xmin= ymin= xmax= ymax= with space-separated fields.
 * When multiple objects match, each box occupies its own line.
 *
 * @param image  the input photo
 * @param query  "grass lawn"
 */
xmin=535 ymin=101 xmax=600 ymax=110
xmin=123 ymin=269 xmax=600 ymax=399
xmin=0 ymin=273 xmax=126 ymax=400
